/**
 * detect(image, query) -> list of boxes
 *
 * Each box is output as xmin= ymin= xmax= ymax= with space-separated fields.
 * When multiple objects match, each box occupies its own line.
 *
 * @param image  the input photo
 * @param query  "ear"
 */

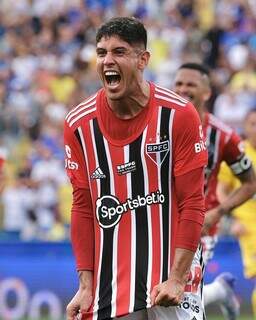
xmin=138 ymin=51 xmax=150 ymax=70
xmin=203 ymin=86 xmax=212 ymax=102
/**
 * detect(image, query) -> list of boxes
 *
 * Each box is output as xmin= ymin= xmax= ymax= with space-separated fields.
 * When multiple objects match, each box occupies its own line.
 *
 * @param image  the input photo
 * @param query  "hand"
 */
xmin=66 ymin=287 xmax=93 ymax=320
xmin=201 ymin=207 xmax=223 ymax=236
xmin=230 ymin=220 xmax=247 ymax=237
xmin=150 ymin=278 xmax=185 ymax=307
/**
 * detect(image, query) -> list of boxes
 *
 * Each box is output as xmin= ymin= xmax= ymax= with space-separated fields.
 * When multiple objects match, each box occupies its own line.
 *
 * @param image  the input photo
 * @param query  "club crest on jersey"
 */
xmin=146 ymin=140 xmax=169 ymax=166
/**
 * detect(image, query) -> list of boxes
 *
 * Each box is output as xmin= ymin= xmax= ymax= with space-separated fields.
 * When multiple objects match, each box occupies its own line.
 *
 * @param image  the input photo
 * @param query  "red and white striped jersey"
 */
xmin=203 ymin=112 xmax=250 ymax=234
xmin=64 ymin=83 xmax=207 ymax=319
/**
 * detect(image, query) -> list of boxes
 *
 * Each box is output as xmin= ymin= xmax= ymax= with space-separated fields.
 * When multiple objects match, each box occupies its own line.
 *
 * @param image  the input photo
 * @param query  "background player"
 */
xmin=217 ymin=108 xmax=256 ymax=319
xmin=173 ymin=62 xmax=256 ymax=320
xmin=65 ymin=17 xmax=207 ymax=320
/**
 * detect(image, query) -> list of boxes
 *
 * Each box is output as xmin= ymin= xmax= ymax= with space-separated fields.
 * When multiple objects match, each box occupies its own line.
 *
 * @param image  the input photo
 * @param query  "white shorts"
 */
xmin=116 ymin=245 xmax=206 ymax=320
xmin=201 ymin=235 xmax=218 ymax=266
xmin=116 ymin=293 xmax=205 ymax=320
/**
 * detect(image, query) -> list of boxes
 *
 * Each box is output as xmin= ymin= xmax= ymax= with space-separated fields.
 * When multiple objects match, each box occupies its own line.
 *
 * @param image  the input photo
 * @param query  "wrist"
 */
xmin=217 ymin=206 xmax=229 ymax=217
xmin=169 ymin=269 xmax=190 ymax=285
xmin=78 ymin=270 xmax=93 ymax=290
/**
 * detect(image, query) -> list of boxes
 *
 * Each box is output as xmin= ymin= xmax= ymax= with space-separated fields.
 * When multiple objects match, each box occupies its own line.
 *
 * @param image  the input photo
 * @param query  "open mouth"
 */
xmin=104 ymin=71 xmax=121 ymax=86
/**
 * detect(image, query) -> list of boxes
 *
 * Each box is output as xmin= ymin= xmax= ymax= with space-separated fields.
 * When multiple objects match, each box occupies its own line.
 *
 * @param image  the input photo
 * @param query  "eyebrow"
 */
xmin=96 ymin=46 xmax=129 ymax=52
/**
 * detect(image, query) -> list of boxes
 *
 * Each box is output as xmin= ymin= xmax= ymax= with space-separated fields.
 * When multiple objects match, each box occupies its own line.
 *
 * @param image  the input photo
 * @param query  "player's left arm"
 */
xmin=151 ymin=167 xmax=205 ymax=307
xmin=151 ymin=102 xmax=207 ymax=307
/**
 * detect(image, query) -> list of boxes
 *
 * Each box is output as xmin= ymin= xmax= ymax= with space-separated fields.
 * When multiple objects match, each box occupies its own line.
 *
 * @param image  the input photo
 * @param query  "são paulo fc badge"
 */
xmin=146 ymin=140 xmax=169 ymax=166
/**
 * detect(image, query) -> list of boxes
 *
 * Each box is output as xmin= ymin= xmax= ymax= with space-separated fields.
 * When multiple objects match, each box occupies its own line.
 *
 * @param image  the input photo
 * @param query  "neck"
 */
xmin=197 ymin=106 xmax=206 ymax=123
xmin=107 ymin=81 xmax=150 ymax=119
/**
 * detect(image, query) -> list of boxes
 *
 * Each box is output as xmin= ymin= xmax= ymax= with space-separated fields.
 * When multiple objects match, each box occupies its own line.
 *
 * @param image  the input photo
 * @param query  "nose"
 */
xmin=103 ymin=52 xmax=115 ymax=65
xmin=175 ymin=84 xmax=188 ymax=95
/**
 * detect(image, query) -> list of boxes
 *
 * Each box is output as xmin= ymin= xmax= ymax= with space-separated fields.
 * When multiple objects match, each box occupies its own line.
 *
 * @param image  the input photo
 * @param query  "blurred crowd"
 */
xmin=0 ymin=0 xmax=255 ymax=241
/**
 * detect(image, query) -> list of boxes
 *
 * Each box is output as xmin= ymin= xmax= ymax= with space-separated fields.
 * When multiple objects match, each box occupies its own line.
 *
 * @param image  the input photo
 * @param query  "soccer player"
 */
xmin=217 ymin=108 xmax=256 ymax=319
xmin=173 ymin=62 xmax=256 ymax=320
xmin=64 ymin=17 xmax=207 ymax=320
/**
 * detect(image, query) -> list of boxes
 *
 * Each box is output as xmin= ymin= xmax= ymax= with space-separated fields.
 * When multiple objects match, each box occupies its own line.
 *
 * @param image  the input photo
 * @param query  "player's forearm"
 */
xmin=218 ymin=180 xmax=256 ymax=215
xmin=169 ymin=248 xmax=194 ymax=285
xmin=71 ymin=187 xmax=94 ymax=270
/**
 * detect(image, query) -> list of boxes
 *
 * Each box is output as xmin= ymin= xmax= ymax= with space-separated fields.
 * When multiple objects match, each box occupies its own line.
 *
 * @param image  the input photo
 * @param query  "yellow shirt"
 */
xmin=218 ymin=140 xmax=256 ymax=224
xmin=218 ymin=140 xmax=256 ymax=278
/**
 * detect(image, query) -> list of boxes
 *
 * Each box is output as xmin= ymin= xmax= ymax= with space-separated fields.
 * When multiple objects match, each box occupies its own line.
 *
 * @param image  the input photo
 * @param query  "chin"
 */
xmin=106 ymin=88 xmax=125 ymax=101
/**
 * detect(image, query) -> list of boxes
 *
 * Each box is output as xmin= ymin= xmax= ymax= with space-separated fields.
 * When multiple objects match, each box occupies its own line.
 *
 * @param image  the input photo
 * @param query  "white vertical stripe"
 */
xmin=77 ymin=126 xmax=101 ymax=320
xmin=77 ymin=127 xmax=91 ymax=191
xmin=206 ymin=126 xmax=211 ymax=148
xmin=214 ymin=130 xmax=220 ymax=165
xmin=127 ymin=144 xmax=136 ymax=313
xmin=141 ymin=126 xmax=153 ymax=307
xmin=103 ymin=137 xmax=119 ymax=318
xmin=156 ymin=107 xmax=163 ymax=283
xmin=167 ymin=110 xmax=175 ymax=274
xmin=89 ymin=120 xmax=102 ymax=320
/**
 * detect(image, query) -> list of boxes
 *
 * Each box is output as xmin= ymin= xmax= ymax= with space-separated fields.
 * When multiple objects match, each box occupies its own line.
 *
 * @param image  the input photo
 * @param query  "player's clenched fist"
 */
xmin=150 ymin=278 xmax=185 ymax=307
xmin=66 ymin=287 xmax=93 ymax=320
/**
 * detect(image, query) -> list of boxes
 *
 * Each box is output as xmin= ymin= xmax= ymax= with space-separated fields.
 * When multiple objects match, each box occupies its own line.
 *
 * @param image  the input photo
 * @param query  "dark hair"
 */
xmin=179 ymin=62 xmax=210 ymax=77
xmin=96 ymin=17 xmax=147 ymax=49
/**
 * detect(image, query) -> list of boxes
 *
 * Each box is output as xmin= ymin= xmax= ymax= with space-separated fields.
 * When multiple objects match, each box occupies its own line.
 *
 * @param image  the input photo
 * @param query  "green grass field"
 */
xmin=208 ymin=317 xmax=252 ymax=320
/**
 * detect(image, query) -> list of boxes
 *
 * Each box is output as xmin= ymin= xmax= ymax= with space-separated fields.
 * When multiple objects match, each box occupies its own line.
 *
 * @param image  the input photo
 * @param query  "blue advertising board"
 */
xmin=0 ymin=237 xmax=253 ymax=319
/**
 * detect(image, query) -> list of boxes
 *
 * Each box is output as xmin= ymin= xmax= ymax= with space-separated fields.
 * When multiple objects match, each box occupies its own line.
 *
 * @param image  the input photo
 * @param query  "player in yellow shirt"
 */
xmin=218 ymin=108 xmax=256 ymax=319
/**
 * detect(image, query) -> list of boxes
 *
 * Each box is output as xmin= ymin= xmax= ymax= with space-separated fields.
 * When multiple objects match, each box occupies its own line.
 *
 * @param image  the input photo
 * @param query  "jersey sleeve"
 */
xmin=223 ymin=133 xmax=252 ymax=176
xmin=64 ymin=121 xmax=89 ymax=189
xmin=172 ymin=102 xmax=208 ymax=176
xmin=64 ymin=121 xmax=94 ymax=271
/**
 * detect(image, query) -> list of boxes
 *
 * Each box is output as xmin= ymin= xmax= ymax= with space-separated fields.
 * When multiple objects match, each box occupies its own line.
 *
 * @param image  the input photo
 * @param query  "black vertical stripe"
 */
xmin=130 ymin=135 xmax=148 ymax=311
xmin=93 ymin=119 xmax=114 ymax=320
xmin=160 ymin=107 xmax=171 ymax=281
xmin=205 ymin=127 xmax=217 ymax=194
xmin=207 ymin=127 xmax=217 ymax=170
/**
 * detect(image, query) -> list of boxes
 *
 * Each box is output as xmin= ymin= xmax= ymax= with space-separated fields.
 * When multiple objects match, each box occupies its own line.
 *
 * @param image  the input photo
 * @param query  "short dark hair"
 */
xmin=96 ymin=17 xmax=147 ymax=49
xmin=178 ymin=62 xmax=210 ymax=77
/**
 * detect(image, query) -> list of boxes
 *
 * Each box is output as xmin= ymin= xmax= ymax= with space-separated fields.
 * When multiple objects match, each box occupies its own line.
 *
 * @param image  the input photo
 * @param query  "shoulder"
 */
xmin=65 ymin=91 xmax=100 ymax=130
xmin=153 ymin=84 xmax=189 ymax=110
xmin=207 ymin=113 xmax=233 ymax=136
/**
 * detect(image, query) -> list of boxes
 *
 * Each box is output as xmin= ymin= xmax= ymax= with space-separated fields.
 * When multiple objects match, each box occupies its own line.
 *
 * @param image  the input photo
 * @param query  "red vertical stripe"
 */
xmin=107 ymin=144 xmax=132 ymax=316
xmin=144 ymin=108 xmax=162 ymax=291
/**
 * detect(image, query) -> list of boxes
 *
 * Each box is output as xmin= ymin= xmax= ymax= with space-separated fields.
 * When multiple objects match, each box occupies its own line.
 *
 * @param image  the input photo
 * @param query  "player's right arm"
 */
xmin=217 ymin=162 xmax=248 ymax=238
xmin=217 ymin=161 xmax=236 ymax=203
xmin=203 ymin=136 xmax=256 ymax=234
xmin=64 ymin=121 xmax=94 ymax=319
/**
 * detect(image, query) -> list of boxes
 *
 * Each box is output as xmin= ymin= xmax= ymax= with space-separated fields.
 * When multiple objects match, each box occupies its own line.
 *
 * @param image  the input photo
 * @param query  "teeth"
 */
xmin=105 ymin=71 xmax=119 ymax=76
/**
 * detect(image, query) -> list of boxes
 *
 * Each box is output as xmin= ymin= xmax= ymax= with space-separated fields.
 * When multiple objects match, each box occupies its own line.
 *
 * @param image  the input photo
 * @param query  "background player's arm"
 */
xmin=203 ymin=161 xmax=256 ymax=234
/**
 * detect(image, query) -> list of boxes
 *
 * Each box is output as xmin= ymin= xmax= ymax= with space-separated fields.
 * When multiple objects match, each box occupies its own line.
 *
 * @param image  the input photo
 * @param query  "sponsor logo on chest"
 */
xmin=116 ymin=161 xmax=136 ymax=175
